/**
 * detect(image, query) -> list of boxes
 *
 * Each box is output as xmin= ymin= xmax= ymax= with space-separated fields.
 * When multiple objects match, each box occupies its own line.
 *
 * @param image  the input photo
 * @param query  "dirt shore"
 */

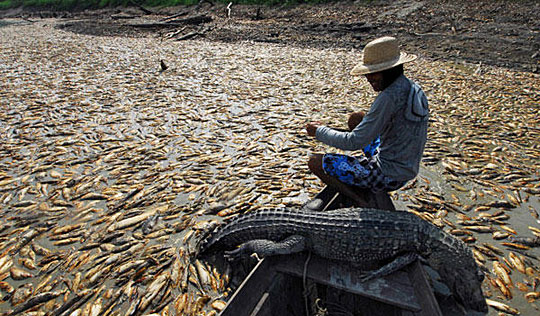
xmin=2 ymin=0 xmax=539 ymax=73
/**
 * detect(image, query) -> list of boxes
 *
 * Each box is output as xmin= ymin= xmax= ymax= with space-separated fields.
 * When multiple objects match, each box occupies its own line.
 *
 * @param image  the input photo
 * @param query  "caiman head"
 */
xmin=438 ymin=260 xmax=488 ymax=313
xmin=192 ymin=219 xmax=222 ymax=258
xmin=422 ymin=221 xmax=488 ymax=313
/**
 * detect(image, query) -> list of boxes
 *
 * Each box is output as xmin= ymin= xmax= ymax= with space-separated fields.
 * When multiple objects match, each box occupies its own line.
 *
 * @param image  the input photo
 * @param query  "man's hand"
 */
xmin=306 ymin=122 xmax=320 ymax=137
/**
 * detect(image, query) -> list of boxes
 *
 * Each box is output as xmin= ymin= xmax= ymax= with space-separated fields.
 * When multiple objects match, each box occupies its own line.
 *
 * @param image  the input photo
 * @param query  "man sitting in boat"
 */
xmin=305 ymin=36 xmax=429 ymax=208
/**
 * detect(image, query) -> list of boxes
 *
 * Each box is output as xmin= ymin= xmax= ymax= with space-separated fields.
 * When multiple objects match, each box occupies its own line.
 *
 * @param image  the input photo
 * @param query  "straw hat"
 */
xmin=351 ymin=36 xmax=417 ymax=76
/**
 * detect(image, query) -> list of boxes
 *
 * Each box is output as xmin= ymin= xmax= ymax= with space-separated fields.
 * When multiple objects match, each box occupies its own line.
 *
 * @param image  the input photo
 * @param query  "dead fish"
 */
xmin=72 ymin=272 xmax=82 ymax=293
xmin=115 ymin=259 xmax=146 ymax=275
xmin=53 ymin=237 xmax=81 ymax=246
xmin=501 ymin=242 xmax=531 ymax=250
xmin=472 ymin=249 xmax=486 ymax=263
xmin=32 ymin=243 xmax=52 ymax=256
xmin=462 ymin=225 xmax=493 ymax=233
xmin=508 ymin=236 xmax=540 ymax=247
xmin=473 ymin=205 xmax=491 ymax=212
xmin=449 ymin=228 xmax=473 ymax=236
xmin=136 ymin=272 xmax=170 ymax=313
xmin=6 ymin=290 xmax=63 ymax=316
xmin=79 ymin=192 xmax=107 ymax=201
xmin=493 ymin=261 xmax=513 ymax=287
xmin=485 ymin=200 xmax=516 ymax=209
xmin=52 ymin=224 xmax=83 ymax=236
xmin=142 ymin=214 xmax=160 ymax=234
xmin=107 ymin=208 xmax=158 ymax=232
xmin=19 ymin=258 xmax=36 ymax=270
xmin=191 ymin=294 xmax=211 ymax=314
xmin=195 ymin=259 xmax=211 ymax=289
xmin=474 ymin=245 xmax=497 ymax=259
xmin=211 ymin=300 xmax=227 ymax=311
xmin=34 ymin=275 xmax=53 ymax=294
xmin=525 ymin=292 xmax=540 ymax=301
xmin=486 ymin=298 xmax=520 ymax=314
xmin=509 ymin=252 xmax=526 ymax=274
xmin=0 ymin=281 xmax=14 ymax=294
xmin=10 ymin=266 xmax=33 ymax=280
xmin=483 ymin=243 xmax=504 ymax=256
xmin=170 ymin=255 xmax=184 ymax=288
xmin=89 ymin=297 xmax=103 ymax=316
xmin=0 ymin=256 xmax=13 ymax=275
xmin=516 ymin=282 xmax=529 ymax=292
xmin=174 ymin=293 xmax=189 ymax=315
xmin=492 ymin=231 xmax=510 ymax=240
xmin=494 ymin=277 xmax=513 ymax=299
xmin=500 ymin=225 xmax=517 ymax=235
xmin=506 ymin=193 xmax=520 ymax=206
xmin=11 ymin=283 xmax=33 ymax=306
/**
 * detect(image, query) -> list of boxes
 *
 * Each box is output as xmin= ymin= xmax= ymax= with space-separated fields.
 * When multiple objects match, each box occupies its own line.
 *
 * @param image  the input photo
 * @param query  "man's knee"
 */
xmin=308 ymin=154 xmax=324 ymax=173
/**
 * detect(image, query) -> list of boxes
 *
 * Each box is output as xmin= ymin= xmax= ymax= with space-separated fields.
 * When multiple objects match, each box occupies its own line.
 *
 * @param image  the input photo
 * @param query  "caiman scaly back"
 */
xmin=200 ymin=207 xmax=487 ymax=313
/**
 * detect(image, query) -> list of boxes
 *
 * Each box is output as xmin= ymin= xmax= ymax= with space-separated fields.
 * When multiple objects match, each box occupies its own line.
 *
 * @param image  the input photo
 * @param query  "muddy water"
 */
xmin=0 ymin=18 xmax=539 ymax=315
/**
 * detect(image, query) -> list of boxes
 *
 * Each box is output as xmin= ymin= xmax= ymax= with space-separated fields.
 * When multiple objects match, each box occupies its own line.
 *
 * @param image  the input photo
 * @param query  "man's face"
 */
xmin=365 ymin=72 xmax=384 ymax=92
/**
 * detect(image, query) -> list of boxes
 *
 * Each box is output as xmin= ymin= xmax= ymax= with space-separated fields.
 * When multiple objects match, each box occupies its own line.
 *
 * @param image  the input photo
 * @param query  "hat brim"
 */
xmin=350 ymin=52 xmax=417 ymax=76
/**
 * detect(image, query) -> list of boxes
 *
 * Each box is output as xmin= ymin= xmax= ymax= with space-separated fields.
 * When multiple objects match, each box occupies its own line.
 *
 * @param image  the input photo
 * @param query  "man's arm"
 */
xmin=314 ymin=93 xmax=394 ymax=151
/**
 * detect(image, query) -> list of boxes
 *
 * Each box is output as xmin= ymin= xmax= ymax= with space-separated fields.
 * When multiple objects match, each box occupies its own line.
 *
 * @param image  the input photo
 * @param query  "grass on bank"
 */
xmin=0 ymin=0 xmax=337 ymax=10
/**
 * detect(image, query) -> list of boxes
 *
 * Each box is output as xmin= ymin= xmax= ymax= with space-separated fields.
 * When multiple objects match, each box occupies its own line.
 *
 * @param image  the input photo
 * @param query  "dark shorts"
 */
xmin=322 ymin=153 xmax=406 ymax=193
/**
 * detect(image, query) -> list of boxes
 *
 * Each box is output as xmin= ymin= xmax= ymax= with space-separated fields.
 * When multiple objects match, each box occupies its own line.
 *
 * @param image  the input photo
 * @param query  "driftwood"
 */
xmin=176 ymin=31 xmax=200 ymax=41
xmin=165 ymin=15 xmax=212 ymax=25
xmin=196 ymin=0 xmax=215 ymax=9
xmin=126 ymin=15 xmax=212 ymax=29
xmin=161 ymin=0 xmax=214 ymax=22
xmin=253 ymin=7 xmax=263 ymax=21
xmin=111 ymin=14 xmax=141 ymax=20
xmin=21 ymin=17 xmax=35 ymax=23
xmin=164 ymin=27 xmax=188 ymax=38
xmin=128 ymin=0 xmax=155 ymax=15
xmin=226 ymin=2 xmax=233 ymax=18
xmin=300 ymin=21 xmax=373 ymax=33
xmin=160 ymin=11 xmax=190 ymax=22
xmin=126 ymin=23 xmax=185 ymax=28
xmin=176 ymin=26 xmax=212 ymax=41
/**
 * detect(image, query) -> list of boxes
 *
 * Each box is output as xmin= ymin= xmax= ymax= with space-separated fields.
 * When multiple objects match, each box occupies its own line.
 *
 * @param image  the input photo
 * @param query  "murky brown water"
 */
xmin=0 ymin=18 xmax=539 ymax=315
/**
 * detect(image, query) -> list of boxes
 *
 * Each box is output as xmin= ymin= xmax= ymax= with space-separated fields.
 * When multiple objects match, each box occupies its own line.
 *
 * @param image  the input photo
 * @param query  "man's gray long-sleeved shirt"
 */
xmin=316 ymin=74 xmax=429 ymax=182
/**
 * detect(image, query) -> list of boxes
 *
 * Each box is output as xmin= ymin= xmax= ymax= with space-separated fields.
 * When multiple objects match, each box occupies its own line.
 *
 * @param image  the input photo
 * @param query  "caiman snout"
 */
xmin=453 ymin=269 xmax=488 ymax=313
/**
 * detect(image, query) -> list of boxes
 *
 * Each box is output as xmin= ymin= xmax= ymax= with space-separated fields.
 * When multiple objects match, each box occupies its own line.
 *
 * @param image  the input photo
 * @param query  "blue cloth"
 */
xmin=363 ymin=136 xmax=380 ymax=157
xmin=322 ymin=153 xmax=405 ymax=192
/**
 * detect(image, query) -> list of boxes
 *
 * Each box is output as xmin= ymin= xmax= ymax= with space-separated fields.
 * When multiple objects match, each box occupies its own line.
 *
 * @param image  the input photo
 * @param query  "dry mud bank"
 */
xmin=4 ymin=0 xmax=539 ymax=73
xmin=0 ymin=16 xmax=539 ymax=316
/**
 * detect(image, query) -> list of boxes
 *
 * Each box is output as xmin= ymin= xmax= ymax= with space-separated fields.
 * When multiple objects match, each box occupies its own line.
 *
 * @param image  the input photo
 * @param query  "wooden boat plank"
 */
xmin=220 ymin=258 xmax=277 ymax=316
xmin=313 ymin=185 xmax=396 ymax=211
xmin=272 ymin=253 xmax=422 ymax=312
xmin=249 ymin=273 xmax=305 ymax=316
xmin=406 ymin=260 xmax=443 ymax=316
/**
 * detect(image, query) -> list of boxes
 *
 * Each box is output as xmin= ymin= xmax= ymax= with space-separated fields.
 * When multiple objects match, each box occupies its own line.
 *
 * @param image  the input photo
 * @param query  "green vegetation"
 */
xmin=0 ymin=0 xmax=196 ymax=11
xmin=0 ymin=0 xmax=329 ymax=10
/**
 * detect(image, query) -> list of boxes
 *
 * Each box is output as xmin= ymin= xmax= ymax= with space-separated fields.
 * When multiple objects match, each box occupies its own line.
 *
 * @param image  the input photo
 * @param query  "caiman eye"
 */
xmin=477 ymin=271 xmax=485 ymax=282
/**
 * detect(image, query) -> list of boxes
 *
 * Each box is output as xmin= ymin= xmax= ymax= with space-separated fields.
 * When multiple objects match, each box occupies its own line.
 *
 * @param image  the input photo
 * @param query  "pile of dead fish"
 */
xmin=0 ymin=19 xmax=539 ymax=315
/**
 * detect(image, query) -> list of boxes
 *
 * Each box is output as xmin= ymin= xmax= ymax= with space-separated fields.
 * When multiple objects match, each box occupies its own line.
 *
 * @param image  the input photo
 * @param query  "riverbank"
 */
xmin=2 ymin=0 xmax=539 ymax=72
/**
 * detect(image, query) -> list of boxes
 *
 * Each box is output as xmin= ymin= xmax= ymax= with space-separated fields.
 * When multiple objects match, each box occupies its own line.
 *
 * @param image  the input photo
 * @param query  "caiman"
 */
xmin=199 ymin=207 xmax=488 ymax=313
